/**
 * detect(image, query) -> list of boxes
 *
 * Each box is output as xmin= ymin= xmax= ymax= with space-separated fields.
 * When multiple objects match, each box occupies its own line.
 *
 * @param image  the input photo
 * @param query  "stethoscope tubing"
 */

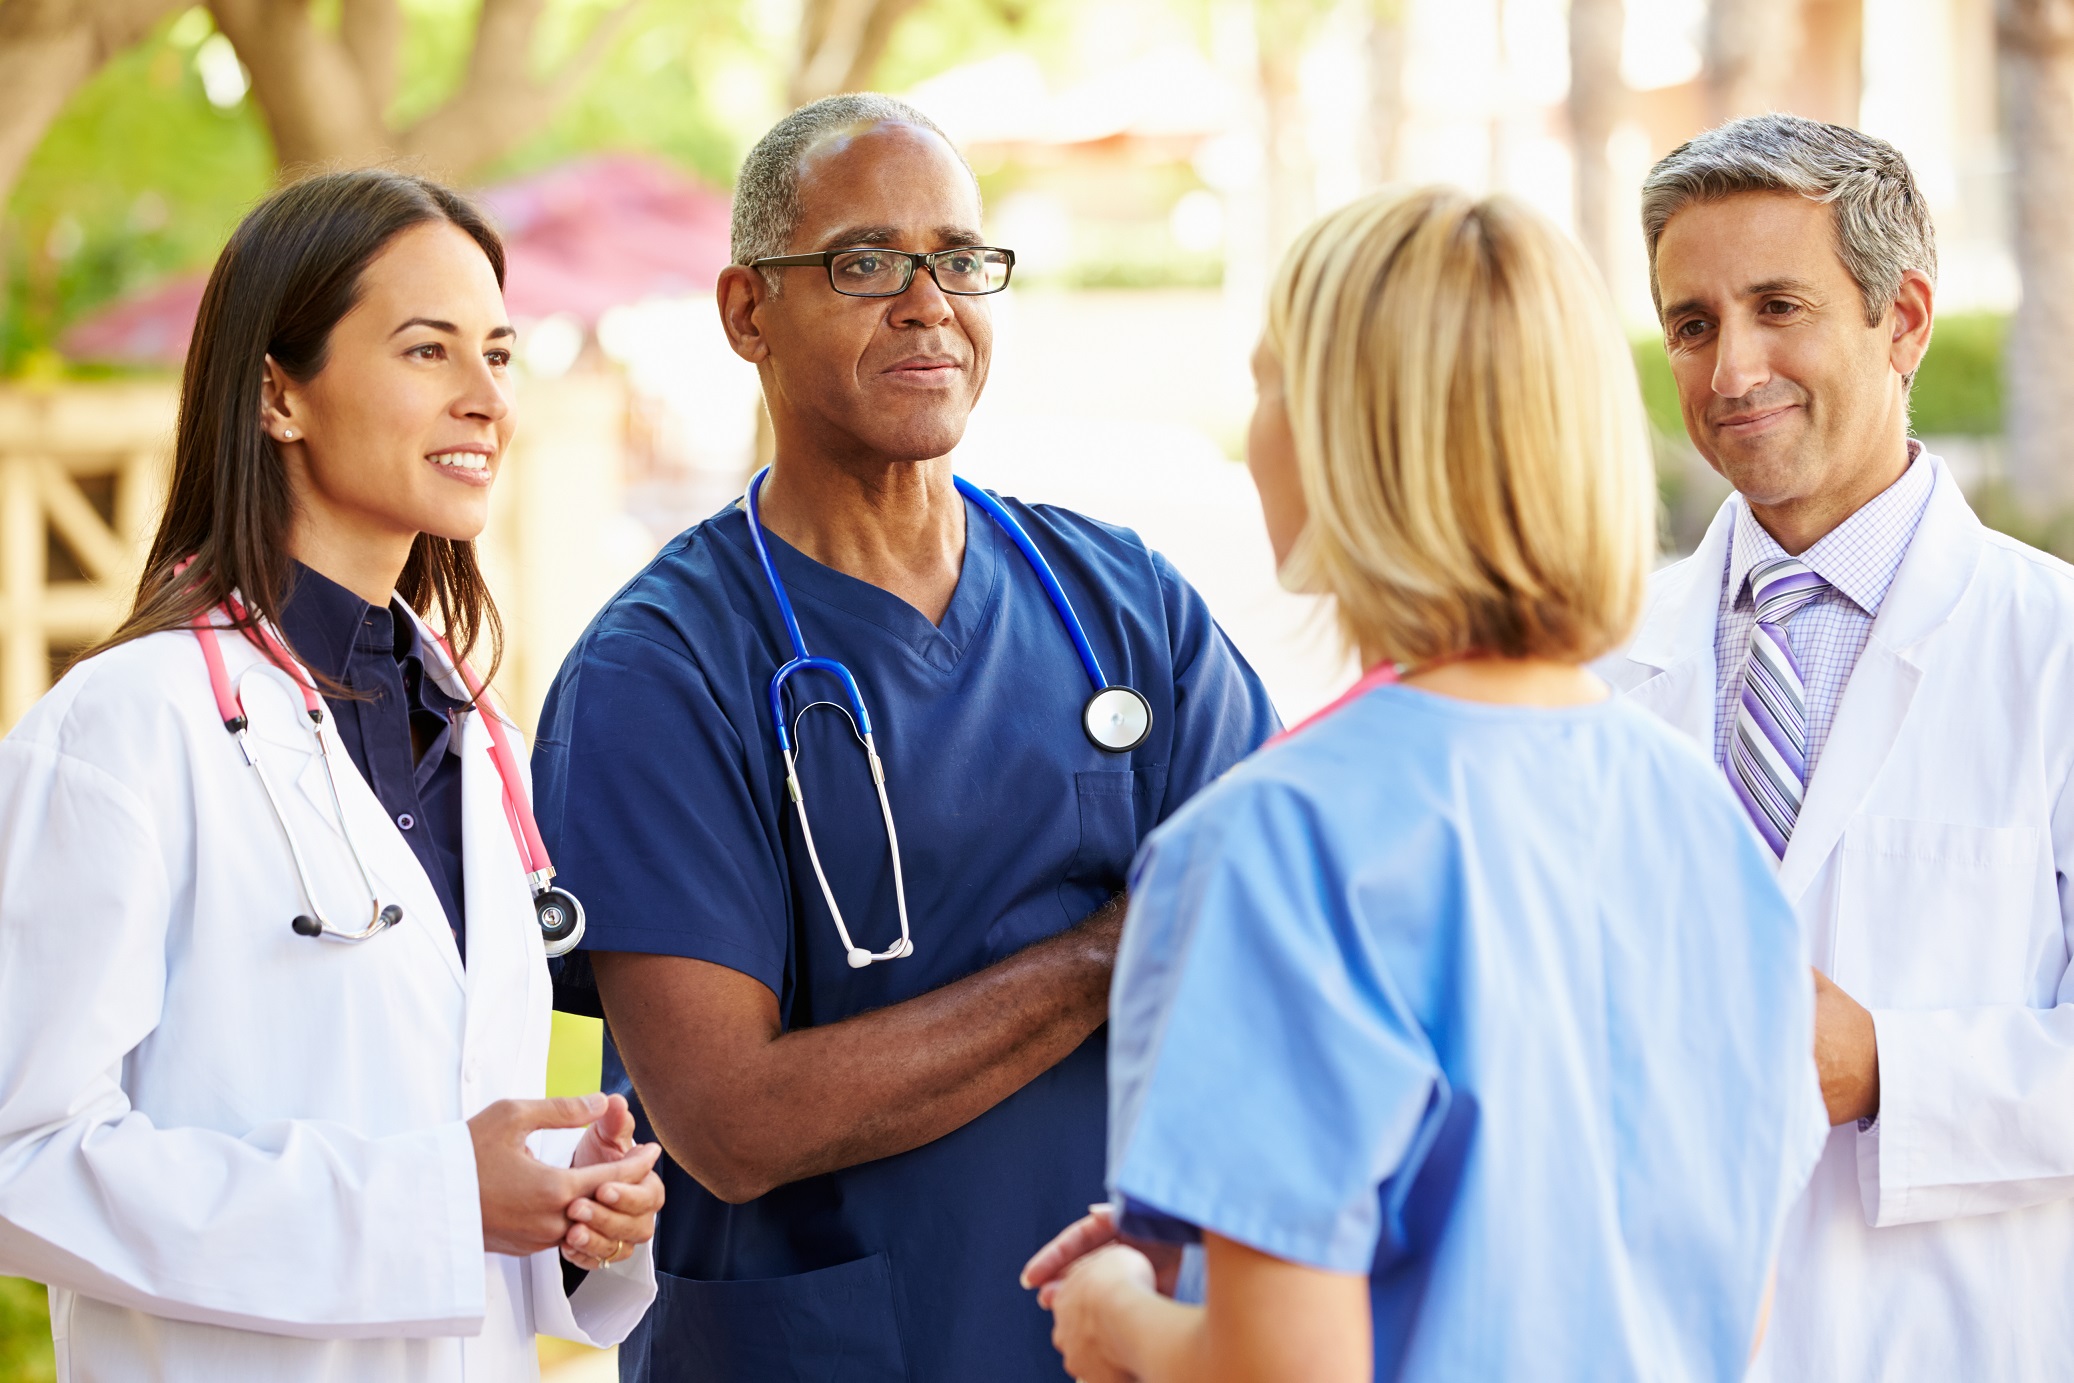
xmin=948 ymin=474 xmax=1112 ymax=694
xmin=740 ymin=467 xmax=1150 ymax=968
xmin=189 ymin=598 xmax=582 ymax=955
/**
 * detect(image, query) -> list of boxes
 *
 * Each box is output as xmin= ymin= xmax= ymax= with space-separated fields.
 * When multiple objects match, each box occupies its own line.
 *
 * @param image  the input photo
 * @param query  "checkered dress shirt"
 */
xmin=1712 ymin=442 xmax=1936 ymax=779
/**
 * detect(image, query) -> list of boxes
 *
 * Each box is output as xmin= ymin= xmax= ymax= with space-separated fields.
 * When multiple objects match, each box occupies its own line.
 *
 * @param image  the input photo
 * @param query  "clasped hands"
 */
xmin=467 ymin=1092 xmax=665 ymax=1272
xmin=1021 ymin=1203 xmax=1179 ymax=1383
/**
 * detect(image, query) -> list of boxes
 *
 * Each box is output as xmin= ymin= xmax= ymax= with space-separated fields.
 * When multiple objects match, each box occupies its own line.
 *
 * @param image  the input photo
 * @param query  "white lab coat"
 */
xmin=1601 ymin=455 xmax=2074 ymax=1381
xmin=0 ymin=610 xmax=655 ymax=1381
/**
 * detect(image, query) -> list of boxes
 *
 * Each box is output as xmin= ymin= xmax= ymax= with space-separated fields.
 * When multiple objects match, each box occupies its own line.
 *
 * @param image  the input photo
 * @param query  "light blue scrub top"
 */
xmin=1108 ymin=677 xmax=1827 ymax=1381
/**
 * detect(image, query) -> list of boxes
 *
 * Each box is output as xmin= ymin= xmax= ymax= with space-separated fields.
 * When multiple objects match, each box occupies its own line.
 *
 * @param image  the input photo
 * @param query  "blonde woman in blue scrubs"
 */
xmin=1023 ymin=188 xmax=1828 ymax=1381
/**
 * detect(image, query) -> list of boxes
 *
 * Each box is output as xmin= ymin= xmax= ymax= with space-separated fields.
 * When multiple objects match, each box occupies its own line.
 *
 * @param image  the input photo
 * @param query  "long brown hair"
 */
xmin=90 ymin=168 xmax=507 ymax=689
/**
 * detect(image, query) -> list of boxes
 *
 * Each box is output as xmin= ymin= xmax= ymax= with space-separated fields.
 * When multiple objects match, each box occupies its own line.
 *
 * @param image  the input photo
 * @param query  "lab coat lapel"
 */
xmin=403 ymin=611 xmax=542 ymax=1045
xmin=1620 ymin=497 xmax=1736 ymax=747
xmin=290 ymin=723 xmax=467 ymax=990
xmin=1776 ymin=461 xmax=1984 ymax=902
xmin=454 ymin=701 xmax=539 ymax=1057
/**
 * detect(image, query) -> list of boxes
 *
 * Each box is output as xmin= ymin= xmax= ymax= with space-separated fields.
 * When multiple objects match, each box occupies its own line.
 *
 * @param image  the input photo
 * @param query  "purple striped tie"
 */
xmin=1729 ymin=557 xmax=1830 ymax=857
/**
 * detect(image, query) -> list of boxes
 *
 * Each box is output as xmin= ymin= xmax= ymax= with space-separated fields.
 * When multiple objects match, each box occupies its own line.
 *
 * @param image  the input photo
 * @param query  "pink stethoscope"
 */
xmin=188 ymin=593 xmax=585 ymax=956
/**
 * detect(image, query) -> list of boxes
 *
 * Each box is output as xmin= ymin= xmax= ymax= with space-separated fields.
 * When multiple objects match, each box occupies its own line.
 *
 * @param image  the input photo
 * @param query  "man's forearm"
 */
xmin=595 ymin=897 xmax=1124 ymax=1202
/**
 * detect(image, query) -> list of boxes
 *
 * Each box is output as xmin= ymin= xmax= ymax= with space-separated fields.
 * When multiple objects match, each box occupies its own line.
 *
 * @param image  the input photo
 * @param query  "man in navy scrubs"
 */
xmin=533 ymin=92 xmax=1277 ymax=1382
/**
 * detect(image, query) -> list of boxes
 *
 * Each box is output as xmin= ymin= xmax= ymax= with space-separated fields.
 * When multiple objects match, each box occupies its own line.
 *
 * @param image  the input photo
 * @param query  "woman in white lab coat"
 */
xmin=0 ymin=170 xmax=661 ymax=1380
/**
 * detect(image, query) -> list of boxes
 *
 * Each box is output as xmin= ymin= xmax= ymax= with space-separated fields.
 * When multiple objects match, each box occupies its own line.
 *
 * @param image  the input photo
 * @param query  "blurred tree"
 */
xmin=206 ymin=0 xmax=641 ymax=176
xmin=1256 ymin=0 xmax=1334 ymax=258
xmin=3 ymin=8 xmax=272 ymax=372
xmin=1568 ymin=0 xmax=1623 ymax=285
xmin=1998 ymin=0 xmax=2074 ymax=505
xmin=1705 ymin=0 xmax=1801 ymax=120
xmin=0 ymin=0 xmax=190 ymax=209
xmin=790 ymin=0 xmax=923 ymax=105
xmin=1360 ymin=0 xmax=1405 ymax=189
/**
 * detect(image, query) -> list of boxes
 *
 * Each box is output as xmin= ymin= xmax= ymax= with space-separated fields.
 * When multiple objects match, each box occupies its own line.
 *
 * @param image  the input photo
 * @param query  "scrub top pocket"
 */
xmin=983 ymin=768 xmax=1161 ymax=958
xmin=624 ymin=1252 xmax=908 ymax=1383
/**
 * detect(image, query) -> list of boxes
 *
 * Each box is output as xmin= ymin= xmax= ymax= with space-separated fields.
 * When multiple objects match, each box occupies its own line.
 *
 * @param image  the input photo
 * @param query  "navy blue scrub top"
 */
xmin=277 ymin=563 xmax=470 ymax=957
xmin=533 ymin=492 xmax=1278 ymax=1383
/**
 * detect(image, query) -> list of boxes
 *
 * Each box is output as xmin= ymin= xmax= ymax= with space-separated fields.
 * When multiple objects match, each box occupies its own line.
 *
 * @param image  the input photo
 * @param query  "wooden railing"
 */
xmin=0 ymin=375 xmax=638 ymax=736
xmin=0 ymin=384 xmax=176 ymax=727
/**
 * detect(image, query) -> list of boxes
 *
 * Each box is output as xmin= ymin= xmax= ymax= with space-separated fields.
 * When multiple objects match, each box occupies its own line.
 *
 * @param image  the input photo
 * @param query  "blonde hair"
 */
xmin=1268 ymin=186 xmax=1656 ymax=668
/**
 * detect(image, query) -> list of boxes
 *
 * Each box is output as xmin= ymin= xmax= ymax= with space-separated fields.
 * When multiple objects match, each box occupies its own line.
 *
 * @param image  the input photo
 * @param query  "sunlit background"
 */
xmin=0 ymin=0 xmax=2055 ymax=1376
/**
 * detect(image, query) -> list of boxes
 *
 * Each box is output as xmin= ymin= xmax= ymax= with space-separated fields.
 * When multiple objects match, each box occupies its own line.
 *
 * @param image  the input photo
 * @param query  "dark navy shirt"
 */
xmin=533 ymin=494 xmax=1279 ymax=1383
xmin=278 ymin=564 xmax=469 ymax=957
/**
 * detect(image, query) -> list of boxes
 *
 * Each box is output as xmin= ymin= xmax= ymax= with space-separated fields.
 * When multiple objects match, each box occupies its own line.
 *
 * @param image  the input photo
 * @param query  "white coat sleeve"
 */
xmin=0 ymin=741 xmax=488 ymax=1338
xmin=1857 ymin=762 xmax=2074 ymax=1227
xmin=522 ymin=1126 xmax=657 ymax=1346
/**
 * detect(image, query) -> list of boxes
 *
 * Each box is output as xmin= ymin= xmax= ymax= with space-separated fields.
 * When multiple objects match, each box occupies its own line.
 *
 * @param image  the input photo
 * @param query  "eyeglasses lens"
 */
xmin=828 ymin=248 xmax=1012 ymax=297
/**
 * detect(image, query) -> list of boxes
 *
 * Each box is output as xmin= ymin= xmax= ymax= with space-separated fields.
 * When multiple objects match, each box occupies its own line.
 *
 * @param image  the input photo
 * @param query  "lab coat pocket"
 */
xmin=1835 ymin=815 xmax=2050 ymax=1008
xmin=629 ymin=1252 xmax=908 ymax=1383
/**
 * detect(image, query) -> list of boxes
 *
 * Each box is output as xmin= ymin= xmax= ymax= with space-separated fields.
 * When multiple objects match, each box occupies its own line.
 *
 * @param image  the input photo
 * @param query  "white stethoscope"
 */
xmin=744 ymin=467 xmax=1152 ymax=970
xmin=189 ymin=595 xmax=586 ymax=956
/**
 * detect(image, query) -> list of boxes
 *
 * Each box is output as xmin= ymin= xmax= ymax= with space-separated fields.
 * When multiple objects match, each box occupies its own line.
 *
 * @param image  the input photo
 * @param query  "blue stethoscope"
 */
xmin=744 ymin=466 xmax=1152 ymax=969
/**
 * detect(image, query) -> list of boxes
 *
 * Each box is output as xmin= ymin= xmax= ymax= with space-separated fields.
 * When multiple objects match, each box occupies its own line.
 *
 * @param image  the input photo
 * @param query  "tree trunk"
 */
xmin=1568 ymin=0 xmax=1624 ymax=286
xmin=207 ymin=0 xmax=636 ymax=179
xmin=1706 ymin=0 xmax=1803 ymax=121
xmin=208 ymin=0 xmax=390 ymax=171
xmin=1360 ymin=0 xmax=1406 ymax=188
xmin=789 ymin=0 xmax=922 ymax=108
xmin=0 ymin=0 xmax=187 ymax=207
xmin=1999 ymin=0 xmax=2074 ymax=507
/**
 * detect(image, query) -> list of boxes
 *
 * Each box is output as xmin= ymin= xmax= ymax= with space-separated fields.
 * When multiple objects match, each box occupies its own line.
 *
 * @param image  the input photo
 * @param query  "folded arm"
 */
xmin=592 ymin=894 xmax=1123 ymax=1204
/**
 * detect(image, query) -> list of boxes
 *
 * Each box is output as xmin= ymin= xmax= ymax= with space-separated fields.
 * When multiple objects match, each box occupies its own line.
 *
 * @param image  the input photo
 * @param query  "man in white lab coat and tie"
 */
xmin=1603 ymin=113 xmax=2074 ymax=1379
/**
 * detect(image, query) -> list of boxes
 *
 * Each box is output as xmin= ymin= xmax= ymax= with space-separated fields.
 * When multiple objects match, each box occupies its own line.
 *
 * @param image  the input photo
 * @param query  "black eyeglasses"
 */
xmin=751 ymin=245 xmax=1016 ymax=298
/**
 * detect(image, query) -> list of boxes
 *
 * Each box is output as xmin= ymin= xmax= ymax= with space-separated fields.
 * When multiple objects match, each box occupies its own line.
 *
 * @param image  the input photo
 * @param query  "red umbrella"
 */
xmin=60 ymin=154 xmax=734 ymax=366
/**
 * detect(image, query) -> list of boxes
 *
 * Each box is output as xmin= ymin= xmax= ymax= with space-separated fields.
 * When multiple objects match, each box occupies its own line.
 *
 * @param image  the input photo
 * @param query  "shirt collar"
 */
xmin=277 ymin=563 xmax=465 ymax=715
xmin=1726 ymin=438 xmax=1934 ymax=617
xmin=278 ymin=562 xmax=390 ymax=683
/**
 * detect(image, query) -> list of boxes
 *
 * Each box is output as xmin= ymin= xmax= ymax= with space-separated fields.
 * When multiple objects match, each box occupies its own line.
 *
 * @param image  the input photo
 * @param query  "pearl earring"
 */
xmin=283 ymin=429 xmax=295 ymax=439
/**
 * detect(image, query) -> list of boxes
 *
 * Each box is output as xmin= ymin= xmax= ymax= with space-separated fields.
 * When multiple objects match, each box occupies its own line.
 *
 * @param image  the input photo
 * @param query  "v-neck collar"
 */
xmin=726 ymin=491 xmax=1004 ymax=674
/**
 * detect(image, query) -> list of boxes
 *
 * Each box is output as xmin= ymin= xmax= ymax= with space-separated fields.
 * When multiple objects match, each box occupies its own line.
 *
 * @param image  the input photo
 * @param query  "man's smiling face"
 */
xmin=751 ymin=120 xmax=993 ymax=466
xmin=1654 ymin=190 xmax=1910 ymax=517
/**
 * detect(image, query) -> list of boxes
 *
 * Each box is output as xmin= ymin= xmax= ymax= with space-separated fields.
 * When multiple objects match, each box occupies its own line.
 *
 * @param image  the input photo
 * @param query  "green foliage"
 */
xmin=2 ymin=8 xmax=273 ymax=375
xmin=874 ymin=0 xmax=1079 ymax=93
xmin=1631 ymin=331 xmax=1683 ymax=439
xmin=1910 ymin=311 xmax=2004 ymax=436
xmin=0 ymin=1277 xmax=54 ymax=1382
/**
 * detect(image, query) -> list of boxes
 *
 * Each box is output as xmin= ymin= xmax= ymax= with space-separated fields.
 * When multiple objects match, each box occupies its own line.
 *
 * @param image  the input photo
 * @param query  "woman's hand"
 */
xmin=1047 ymin=1243 xmax=1159 ymax=1383
xmin=1024 ymin=1203 xmax=1184 ymax=1302
xmin=468 ymin=1095 xmax=661 ymax=1258
xmin=559 ymin=1093 xmax=666 ymax=1272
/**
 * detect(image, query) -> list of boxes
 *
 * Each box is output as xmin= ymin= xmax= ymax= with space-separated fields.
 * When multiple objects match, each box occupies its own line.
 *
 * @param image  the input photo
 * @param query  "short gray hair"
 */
xmin=1641 ymin=114 xmax=1936 ymax=327
xmin=730 ymin=93 xmax=974 ymax=287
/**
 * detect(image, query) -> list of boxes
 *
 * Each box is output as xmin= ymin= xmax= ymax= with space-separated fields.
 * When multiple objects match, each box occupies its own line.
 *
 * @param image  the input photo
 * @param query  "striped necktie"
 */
xmin=1728 ymin=557 xmax=1831 ymax=857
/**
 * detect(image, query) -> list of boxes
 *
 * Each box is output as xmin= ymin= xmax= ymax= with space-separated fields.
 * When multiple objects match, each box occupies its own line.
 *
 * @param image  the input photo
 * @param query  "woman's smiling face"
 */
xmin=264 ymin=219 xmax=516 ymax=570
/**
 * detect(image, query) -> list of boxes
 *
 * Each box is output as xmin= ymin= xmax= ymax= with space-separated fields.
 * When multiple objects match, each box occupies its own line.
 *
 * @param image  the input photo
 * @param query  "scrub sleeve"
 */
xmin=1109 ymin=782 xmax=1445 ymax=1274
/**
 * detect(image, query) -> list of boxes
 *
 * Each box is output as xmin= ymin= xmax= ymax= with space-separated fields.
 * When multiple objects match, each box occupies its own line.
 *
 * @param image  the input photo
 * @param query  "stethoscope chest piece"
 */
xmin=534 ymin=885 xmax=586 ymax=958
xmin=1083 ymin=685 xmax=1152 ymax=753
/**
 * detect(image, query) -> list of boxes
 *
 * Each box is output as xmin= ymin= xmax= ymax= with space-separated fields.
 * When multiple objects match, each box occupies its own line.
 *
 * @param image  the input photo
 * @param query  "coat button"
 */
xmin=396 ymin=812 xmax=415 ymax=830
